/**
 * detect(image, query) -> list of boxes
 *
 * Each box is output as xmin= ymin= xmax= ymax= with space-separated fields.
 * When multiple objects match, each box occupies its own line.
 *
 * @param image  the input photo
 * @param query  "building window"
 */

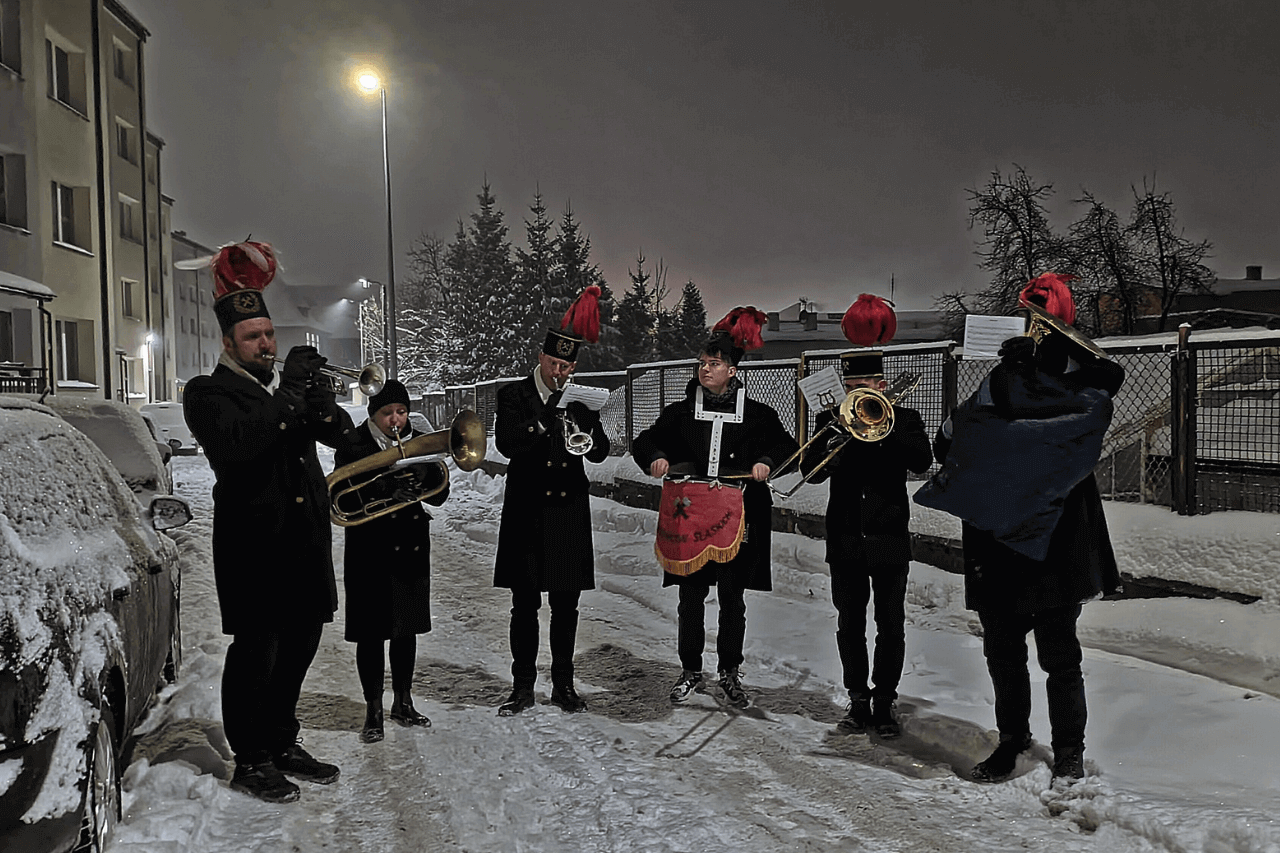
xmin=0 ymin=0 xmax=21 ymax=74
xmin=121 ymin=278 xmax=140 ymax=319
xmin=0 ymin=310 xmax=12 ymax=362
xmin=0 ymin=153 xmax=27 ymax=229
xmin=305 ymin=332 xmax=320 ymax=349
xmin=56 ymin=318 xmax=81 ymax=381
xmin=45 ymin=37 xmax=87 ymax=115
xmin=51 ymin=181 xmax=89 ymax=250
xmin=112 ymin=40 xmax=132 ymax=87
xmin=115 ymin=119 xmax=136 ymax=165
xmin=118 ymin=194 xmax=140 ymax=243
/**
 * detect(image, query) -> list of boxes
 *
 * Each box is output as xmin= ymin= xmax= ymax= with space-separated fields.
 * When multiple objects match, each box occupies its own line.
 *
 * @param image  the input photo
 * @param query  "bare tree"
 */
xmin=1066 ymin=192 xmax=1143 ymax=335
xmin=1129 ymin=177 xmax=1215 ymax=332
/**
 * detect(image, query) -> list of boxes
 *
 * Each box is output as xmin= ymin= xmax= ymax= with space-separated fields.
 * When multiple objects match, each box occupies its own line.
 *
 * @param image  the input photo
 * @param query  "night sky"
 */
xmin=130 ymin=0 xmax=1279 ymax=322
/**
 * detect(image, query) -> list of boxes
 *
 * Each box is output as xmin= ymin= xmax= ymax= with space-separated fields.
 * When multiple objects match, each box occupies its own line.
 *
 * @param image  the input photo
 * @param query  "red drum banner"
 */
xmin=655 ymin=478 xmax=746 ymax=576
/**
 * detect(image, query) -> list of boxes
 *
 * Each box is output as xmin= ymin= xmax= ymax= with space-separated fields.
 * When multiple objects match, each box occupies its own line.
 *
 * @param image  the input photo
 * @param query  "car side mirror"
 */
xmin=150 ymin=495 xmax=193 ymax=531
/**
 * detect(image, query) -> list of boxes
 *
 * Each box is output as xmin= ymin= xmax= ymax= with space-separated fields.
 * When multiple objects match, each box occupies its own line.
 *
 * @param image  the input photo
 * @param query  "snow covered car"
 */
xmin=47 ymin=397 xmax=175 ymax=501
xmin=139 ymin=411 xmax=175 ymax=466
xmin=138 ymin=401 xmax=199 ymax=455
xmin=0 ymin=395 xmax=192 ymax=853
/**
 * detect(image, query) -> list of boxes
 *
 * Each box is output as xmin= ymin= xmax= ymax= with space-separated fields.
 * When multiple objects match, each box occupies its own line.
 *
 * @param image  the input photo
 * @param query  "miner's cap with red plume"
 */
xmin=706 ymin=306 xmax=767 ymax=366
xmin=209 ymin=239 xmax=278 ymax=334
xmin=840 ymin=294 xmax=896 ymax=378
xmin=543 ymin=284 xmax=601 ymax=362
xmin=1020 ymin=273 xmax=1076 ymax=326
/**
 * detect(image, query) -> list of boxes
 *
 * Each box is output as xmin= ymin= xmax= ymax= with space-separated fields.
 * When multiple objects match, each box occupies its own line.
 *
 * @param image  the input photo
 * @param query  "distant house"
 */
xmin=751 ymin=300 xmax=948 ymax=361
xmin=1101 ymin=265 xmax=1280 ymax=335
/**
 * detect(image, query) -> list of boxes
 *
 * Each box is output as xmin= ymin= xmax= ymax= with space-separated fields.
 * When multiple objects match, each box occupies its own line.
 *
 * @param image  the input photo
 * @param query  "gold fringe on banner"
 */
xmin=654 ymin=513 xmax=746 ymax=577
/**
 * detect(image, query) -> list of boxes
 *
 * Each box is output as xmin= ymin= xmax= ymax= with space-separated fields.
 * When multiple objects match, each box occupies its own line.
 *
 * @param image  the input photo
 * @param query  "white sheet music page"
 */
xmin=963 ymin=314 xmax=1028 ymax=359
xmin=798 ymin=365 xmax=846 ymax=411
xmin=558 ymin=383 xmax=611 ymax=411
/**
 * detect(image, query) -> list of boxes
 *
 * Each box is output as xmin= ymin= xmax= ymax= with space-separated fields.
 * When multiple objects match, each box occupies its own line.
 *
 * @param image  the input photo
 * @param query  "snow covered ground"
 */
xmin=109 ymin=447 xmax=1280 ymax=853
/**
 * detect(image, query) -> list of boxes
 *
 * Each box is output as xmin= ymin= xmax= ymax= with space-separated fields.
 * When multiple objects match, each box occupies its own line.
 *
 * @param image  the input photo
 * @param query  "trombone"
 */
xmin=327 ymin=409 xmax=487 ymax=526
xmin=274 ymin=357 xmax=387 ymax=397
xmin=766 ymin=371 xmax=922 ymax=498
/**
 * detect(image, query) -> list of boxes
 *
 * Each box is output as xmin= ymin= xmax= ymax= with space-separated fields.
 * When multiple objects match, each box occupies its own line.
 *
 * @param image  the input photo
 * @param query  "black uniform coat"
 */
xmin=632 ymin=378 xmax=799 ymax=591
xmin=801 ymin=405 xmax=933 ymax=568
xmin=183 ymin=363 xmax=355 ymax=635
xmin=493 ymin=375 xmax=610 ymax=592
xmin=933 ymin=354 xmax=1126 ymax=616
xmin=334 ymin=420 xmax=450 ymax=642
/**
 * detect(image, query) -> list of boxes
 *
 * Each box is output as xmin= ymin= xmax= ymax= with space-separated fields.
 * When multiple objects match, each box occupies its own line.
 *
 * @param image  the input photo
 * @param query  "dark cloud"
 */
xmin=135 ymin=0 xmax=1280 ymax=321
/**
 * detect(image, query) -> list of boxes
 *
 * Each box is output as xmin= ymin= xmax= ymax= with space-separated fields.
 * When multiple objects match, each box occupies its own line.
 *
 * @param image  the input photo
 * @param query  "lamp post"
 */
xmin=357 ymin=71 xmax=398 ymax=380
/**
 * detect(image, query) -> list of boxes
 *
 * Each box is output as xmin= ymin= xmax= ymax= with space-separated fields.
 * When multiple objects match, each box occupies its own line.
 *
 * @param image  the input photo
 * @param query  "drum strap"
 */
xmin=694 ymin=386 xmax=745 ymax=479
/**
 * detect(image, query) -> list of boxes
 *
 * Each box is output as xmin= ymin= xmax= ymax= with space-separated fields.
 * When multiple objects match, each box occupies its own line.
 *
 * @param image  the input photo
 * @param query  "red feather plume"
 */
xmin=713 ymin=306 xmax=767 ymax=352
xmin=1020 ymin=273 xmax=1076 ymax=326
xmin=841 ymin=294 xmax=896 ymax=347
xmin=560 ymin=284 xmax=601 ymax=344
xmin=212 ymin=240 xmax=278 ymax=299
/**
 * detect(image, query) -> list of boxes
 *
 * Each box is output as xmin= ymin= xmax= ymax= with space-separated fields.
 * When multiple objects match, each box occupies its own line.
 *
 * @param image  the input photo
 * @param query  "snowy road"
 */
xmin=108 ymin=454 xmax=1280 ymax=853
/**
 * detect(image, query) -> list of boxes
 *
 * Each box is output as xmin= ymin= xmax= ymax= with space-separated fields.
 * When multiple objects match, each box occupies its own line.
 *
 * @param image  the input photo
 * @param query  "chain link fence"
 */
xmin=434 ymin=333 xmax=1279 ymax=515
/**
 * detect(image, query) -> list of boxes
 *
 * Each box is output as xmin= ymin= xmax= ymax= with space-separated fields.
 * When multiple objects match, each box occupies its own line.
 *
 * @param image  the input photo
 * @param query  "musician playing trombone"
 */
xmin=800 ymin=295 xmax=932 ymax=739
xmin=334 ymin=379 xmax=449 ymax=744
xmin=182 ymin=241 xmax=353 ymax=804
xmin=632 ymin=308 xmax=798 ymax=709
xmin=492 ymin=287 xmax=610 ymax=716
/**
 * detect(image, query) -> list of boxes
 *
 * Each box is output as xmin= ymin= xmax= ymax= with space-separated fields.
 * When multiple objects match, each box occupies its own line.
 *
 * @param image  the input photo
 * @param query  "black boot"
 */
xmin=360 ymin=703 xmax=384 ymax=744
xmin=970 ymin=732 xmax=1033 ymax=783
xmin=838 ymin=697 xmax=872 ymax=733
xmin=498 ymin=683 xmax=536 ymax=717
xmin=273 ymin=742 xmax=340 ymax=785
xmin=389 ymin=690 xmax=432 ymax=727
xmin=550 ymin=681 xmax=587 ymax=713
xmin=230 ymin=760 xmax=300 ymax=803
xmin=1052 ymin=745 xmax=1085 ymax=782
xmin=871 ymin=697 xmax=902 ymax=739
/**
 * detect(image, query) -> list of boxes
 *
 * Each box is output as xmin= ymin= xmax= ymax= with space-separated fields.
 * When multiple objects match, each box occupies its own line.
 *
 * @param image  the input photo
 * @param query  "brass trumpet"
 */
xmin=274 ymin=357 xmax=387 ymax=397
xmin=766 ymin=372 xmax=922 ymax=498
xmin=554 ymin=376 xmax=594 ymax=456
xmin=327 ymin=409 xmax=487 ymax=526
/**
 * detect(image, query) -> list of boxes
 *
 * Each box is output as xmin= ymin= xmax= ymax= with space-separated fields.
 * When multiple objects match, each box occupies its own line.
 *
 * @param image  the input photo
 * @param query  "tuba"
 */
xmin=1016 ymin=298 xmax=1110 ymax=361
xmin=766 ymin=371 xmax=922 ymax=497
xmin=327 ymin=409 xmax=487 ymax=526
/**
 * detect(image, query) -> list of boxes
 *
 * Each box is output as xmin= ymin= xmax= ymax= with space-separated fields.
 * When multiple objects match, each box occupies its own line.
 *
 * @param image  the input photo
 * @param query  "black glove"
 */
xmin=565 ymin=400 xmax=597 ymax=425
xmin=304 ymin=381 xmax=338 ymax=420
xmin=998 ymin=335 xmax=1036 ymax=367
xmin=281 ymin=346 xmax=327 ymax=385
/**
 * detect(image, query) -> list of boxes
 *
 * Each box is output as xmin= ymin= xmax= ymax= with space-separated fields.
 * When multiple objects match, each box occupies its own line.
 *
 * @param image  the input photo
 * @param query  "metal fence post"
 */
xmin=625 ymin=366 xmax=636 ymax=453
xmin=1170 ymin=324 xmax=1198 ymax=515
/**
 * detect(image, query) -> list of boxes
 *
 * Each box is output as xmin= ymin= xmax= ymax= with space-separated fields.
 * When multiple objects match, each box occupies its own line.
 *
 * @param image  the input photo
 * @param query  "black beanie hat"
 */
xmin=367 ymin=379 xmax=411 ymax=416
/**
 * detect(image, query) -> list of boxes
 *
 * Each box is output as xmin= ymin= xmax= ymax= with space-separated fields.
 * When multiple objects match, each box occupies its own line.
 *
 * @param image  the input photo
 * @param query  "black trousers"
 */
xmin=355 ymin=635 xmax=418 ymax=702
xmin=676 ymin=578 xmax=747 ymax=674
xmin=978 ymin=603 xmax=1087 ymax=750
xmin=509 ymin=588 xmax=582 ymax=687
xmin=830 ymin=558 xmax=908 ymax=701
xmin=222 ymin=620 xmax=324 ymax=765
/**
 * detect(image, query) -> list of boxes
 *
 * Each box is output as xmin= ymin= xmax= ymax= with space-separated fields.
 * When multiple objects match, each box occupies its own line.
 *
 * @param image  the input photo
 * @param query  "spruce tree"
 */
xmin=676 ymin=280 xmax=709 ymax=356
xmin=617 ymin=251 xmax=655 ymax=365
xmin=514 ymin=189 xmax=556 ymax=369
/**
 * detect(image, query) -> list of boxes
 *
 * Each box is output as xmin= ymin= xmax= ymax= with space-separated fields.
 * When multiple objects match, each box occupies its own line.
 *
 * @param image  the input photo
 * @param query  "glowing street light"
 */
xmin=355 ymin=68 xmax=398 ymax=380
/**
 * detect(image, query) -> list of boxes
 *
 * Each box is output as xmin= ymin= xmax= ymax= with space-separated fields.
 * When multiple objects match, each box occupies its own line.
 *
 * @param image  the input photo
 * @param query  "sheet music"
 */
xmin=964 ymin=315 xmax=1028 ymax=359
xmin=558 ymin=382 xmax=611 ymax=411
xmin=798 ymin=366 xmax=846 ymax=411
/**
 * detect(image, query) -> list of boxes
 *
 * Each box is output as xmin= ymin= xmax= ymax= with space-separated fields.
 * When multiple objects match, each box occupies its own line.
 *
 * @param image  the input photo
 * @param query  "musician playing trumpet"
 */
xmin=800 ymin=295 xmax=932 ymax=738
xmin=182 ymin=240 xmax=352 ymax=804
xmin=493 ymin=286 xmax=610 ymax=716
xmin=632 ymin=307 xmax=798 ymax=709
xmin=334 ymin=379 xmax=449 ymax=744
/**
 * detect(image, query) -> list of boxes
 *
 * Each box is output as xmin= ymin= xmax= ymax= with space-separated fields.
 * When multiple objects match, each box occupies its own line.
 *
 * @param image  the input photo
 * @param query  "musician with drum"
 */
xmin=800 ymin=295 xmax=932 ymax=739
xmin=915 ymin=273 xmax=1125 ymax=784
xmin=492 ymin=286 xmax=610 ymax=717
xmin=632 ymin=307 xmax=799 ymax=709
xmin=183 ymin=241 xmax=353 ymax=804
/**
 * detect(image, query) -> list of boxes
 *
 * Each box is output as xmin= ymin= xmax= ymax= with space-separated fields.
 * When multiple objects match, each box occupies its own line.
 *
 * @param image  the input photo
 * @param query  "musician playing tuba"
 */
xmin=914 ymin=273 xmax=1125 ymax=785
xmin=799 ymin=295 xmax=932 ymax=739
xmin=333 ymin=379 xmax=449 ymax=744
xmin=631 ymin=307 xmax=799 ymax=709
xmin=492 ymin=285 xmax=610 ymax=717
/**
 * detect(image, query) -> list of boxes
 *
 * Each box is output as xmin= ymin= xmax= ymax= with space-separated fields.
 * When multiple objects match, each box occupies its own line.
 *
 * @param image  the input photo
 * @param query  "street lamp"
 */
xmin=356 ymin=69 xmax=398 ymax=380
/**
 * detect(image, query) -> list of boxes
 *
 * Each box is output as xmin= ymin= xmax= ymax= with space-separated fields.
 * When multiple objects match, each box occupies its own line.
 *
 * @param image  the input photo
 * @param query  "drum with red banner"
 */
xmin=655 ymin=477 xmax=747 ymax=576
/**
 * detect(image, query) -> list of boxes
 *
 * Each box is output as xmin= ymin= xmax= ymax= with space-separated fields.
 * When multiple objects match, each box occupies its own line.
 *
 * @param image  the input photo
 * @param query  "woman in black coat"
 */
xmin=632 ymin=316 xmax=798 ymax=709
xmin=334 ymin=381 xmax=449 ymax=743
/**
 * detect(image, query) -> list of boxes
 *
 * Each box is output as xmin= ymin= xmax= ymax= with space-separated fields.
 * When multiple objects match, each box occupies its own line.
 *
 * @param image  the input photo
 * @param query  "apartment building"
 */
xmin=0 ymin=0 xmax=173 ymax=403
